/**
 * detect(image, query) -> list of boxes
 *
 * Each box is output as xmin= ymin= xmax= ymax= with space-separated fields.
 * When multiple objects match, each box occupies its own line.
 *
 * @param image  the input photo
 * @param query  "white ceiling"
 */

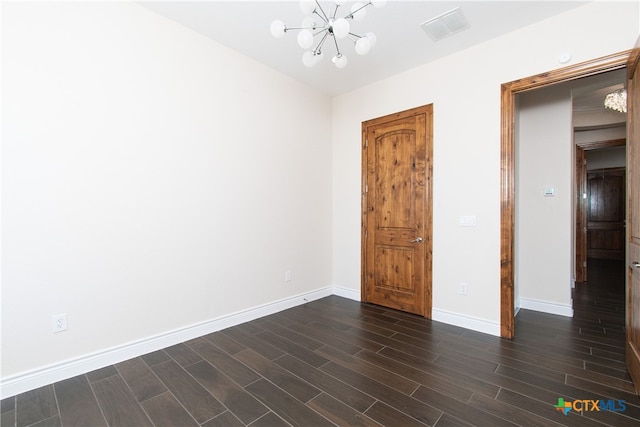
xmin=139 ymin=1 xmax=589 ymax=96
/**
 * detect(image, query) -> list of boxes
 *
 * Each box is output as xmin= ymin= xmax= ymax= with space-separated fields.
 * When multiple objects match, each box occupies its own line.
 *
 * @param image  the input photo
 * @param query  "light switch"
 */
xmin=459 ymin=215 xmax=477 ymax=227
xmin=543 ymin=187 xmax=555 ymax=197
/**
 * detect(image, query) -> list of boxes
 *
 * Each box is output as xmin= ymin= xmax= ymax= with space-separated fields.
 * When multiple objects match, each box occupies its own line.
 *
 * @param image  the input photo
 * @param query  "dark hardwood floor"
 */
xmin=2 ymin=259 xmax=638 ymax=426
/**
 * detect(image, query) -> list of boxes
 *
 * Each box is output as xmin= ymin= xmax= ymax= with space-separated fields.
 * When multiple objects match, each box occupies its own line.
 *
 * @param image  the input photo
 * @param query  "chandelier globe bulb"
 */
xmin=355 ymin=36 xmax=371 ymax=55
xmin=332 ymin=54 xmax=347 ymax=68
xmin=270 ymin=20 xmax=286 ymax=38
xmin=302 ymin=51 xmax=317 ymax=67
xmin=297 ymin=29 xmax=314 ymax=49
xmin=332 ymin=18 xmax=350 ymax=39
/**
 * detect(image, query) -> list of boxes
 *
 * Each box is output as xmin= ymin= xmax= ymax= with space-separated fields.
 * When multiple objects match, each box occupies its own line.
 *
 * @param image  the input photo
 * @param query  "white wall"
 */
xmin=1 ymin=1 xmax=332 ymax=391
xmin=517 ymin=86 xmax=573 ymax=315
xmin=332 ymin=1 xmax=638 ymax=334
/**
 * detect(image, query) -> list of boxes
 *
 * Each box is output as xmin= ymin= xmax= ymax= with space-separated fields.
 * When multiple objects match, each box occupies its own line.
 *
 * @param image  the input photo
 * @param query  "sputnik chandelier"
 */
xmin=270 ymin=0 xmax=387 ymax=69
xmin=604 ymin=88 xmax=627 ymax=113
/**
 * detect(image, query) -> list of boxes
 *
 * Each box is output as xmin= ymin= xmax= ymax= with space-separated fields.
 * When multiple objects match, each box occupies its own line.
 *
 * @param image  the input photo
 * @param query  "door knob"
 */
xmin=410 ymin=237 xmax=423 ymax=243
xmin=633 ymin=261 xmax=640 ymax=269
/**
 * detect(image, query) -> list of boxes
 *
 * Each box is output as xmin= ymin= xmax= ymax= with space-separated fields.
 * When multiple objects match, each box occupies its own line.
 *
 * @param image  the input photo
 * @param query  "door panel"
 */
xmin=362 ymin=105 xmax=433 ymax=317
xmin=626 ymin=41 xmax=640 ymax=391
xmin=587 ymin=168 xmax=625 ymax=260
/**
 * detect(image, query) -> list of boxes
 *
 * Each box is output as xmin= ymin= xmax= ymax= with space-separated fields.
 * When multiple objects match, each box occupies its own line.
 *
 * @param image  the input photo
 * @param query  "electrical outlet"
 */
xmin=52 ymin=313 xmax=68 ymax=333
xmin=459 ymin=283 xmax=468 ymax=296
xmin=285 ymin=270 xmax=292 ymax=282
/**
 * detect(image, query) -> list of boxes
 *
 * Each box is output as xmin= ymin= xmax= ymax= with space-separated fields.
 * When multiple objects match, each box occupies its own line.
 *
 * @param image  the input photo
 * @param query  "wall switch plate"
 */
xmin=459 ymin=215 xmax=477 ymax=227
xmin=285 ymin=270 xmax=292 ymax=282
xmin=52 ymin=313 xmax=68 ymax=333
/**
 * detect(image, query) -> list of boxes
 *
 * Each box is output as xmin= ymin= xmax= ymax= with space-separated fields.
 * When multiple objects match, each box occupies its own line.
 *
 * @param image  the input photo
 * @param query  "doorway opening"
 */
xmin=500 ymin=51 xmax=630 ymax=338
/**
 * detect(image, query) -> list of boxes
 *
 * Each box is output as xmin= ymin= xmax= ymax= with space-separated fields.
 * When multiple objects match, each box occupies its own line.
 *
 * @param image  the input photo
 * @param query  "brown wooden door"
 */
xmin=587 ymin=168 xmax=625 ymax=260
xmin=626 ymin=41 xmax=640 ymax=392
xmin=362 ymin=105 xmax=433 ymax=317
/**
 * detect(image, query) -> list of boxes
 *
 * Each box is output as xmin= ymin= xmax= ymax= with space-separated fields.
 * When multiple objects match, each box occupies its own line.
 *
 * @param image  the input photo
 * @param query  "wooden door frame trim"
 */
xmin=500 ymin=51 xmax=630 ymax=338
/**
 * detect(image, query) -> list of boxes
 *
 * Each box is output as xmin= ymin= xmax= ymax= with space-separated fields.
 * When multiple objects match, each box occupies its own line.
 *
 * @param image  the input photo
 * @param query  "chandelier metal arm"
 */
xmin=332 ymin=34 xmax=342 ymax=56
xmin=314 ymin=31 xmax=330 ymax=54
xmin=314 ymin=1 xmax=330 ymax=23
xmin=345 ymin=1 xmax=372 ymax=20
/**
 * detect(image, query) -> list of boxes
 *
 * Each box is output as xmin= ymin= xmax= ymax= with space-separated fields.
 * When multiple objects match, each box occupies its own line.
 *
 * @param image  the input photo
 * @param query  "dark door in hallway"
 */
xmin=587 ymin=167 xmax=625 ymax=260
xmin=362 ymin=105 xmax=433 ymax=317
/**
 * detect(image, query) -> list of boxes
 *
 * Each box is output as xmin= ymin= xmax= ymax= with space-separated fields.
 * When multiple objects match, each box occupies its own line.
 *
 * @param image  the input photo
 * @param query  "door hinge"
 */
xmin=365 ymin=184 xmax=368 ymax=193
xmin=365 ymin=138 xmax=368 ymax=149
xmin=364 ymin=229 xmax=368 ymax=238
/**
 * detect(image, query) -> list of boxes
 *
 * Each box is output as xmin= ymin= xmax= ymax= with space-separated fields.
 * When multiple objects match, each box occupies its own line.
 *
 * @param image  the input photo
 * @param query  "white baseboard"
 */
xmin=331 ymin=285 xmax=360 ymax=301
xmin=432 ymin=308 xmax=501 ymax=337
xmin=0 ymin=286 xmax=333 ymax=399
xmin=518 ymin=297 xmax=573 ymax=317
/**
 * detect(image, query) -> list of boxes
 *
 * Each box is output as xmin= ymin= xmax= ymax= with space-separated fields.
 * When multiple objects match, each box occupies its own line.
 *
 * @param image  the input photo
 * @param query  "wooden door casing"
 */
xmin=626 ymin=40 xmax=640 ymax=392
xmin=362 ymin=105 xmax=433 ymax=317
xmin=500 ymin=51 xmax=630 ymax=339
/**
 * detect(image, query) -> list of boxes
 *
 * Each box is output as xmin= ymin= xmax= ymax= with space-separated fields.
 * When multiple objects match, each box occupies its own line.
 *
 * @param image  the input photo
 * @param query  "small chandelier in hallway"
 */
xmin=604 ymin=88 xmax=627 ymax=113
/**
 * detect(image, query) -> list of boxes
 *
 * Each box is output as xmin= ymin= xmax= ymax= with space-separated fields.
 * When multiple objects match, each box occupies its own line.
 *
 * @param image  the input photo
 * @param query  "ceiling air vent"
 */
xmin=420 ymin=7 xmax=470 ymax=42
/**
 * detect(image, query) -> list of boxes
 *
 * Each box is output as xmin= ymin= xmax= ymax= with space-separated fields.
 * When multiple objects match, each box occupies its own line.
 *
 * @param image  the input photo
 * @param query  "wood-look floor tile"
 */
xmin=255 ymin=330 xmax=328 ymax=367
xmin=203 ymin=331 xmax=247 ymax=355
xmin=363 ymin=401 xmax=429 ymax=427
xmin=91 ymin=375 xmax=153 ymax=427
xmin=412 ymin=385 xmax=517 ymax=426
xmin=201 ymin=411 xmax=245 ymax=427
xmin=307 ymin=392 xmax=383 ymax=427
xmin=433 ymin=413 xmax=475 ymax=427
xmin=140 ymin=392 xmax=198 ymax=427
xmin=185 ymin=360 xmax=269 ymax=425
xmin=86 ymin=366 xmax=118 ymax=383
xmin=150 ymin=360 xmax=225 ymax=424
xmin=234 ymin=348 xmax=321 ymax=404
xmin=274 ymin=354 xmax=375 ymax=413
xmin=246 ymin=411 xmax=291 ymax=427
xmin=320 ymin=361 xmax=442 ymax=426
xmin=164 ymin=343 xmax=202 ymax=367
xmin=377 ymin=347 xmax=500 ymax=399
xmin=263 ymin=322 xmax=324 ymax=351
xmin=468 ymin=393 xmax=565 ymax=427
xmin=24 ymin=414 xmax=61 ymax=427
xmin=288 ymin=321 xmax=364 ymax=355
xmin=16 ymin=385 xmax=58 ymax=427
xmin=245 ymin=379 xmax=334 ymax=427
xmin=54 ymin=376 xmax=107 ymax=427
xmin=187 ymin=337 xmax=261 ymax=387
xmin=316 ymin=345 xmax=419 ymax=395
xmin=116 ymin=357 xmax=167 ymax=402
xmin=221 ymin=327 xmax=285 ymax=360
xmin=140 ymin=350 xmax=171 ymax=367
xmin=355 ymin=349 xmax=474 ymax=402
xmin=1 ymin=408 xmax=15 ymax=427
